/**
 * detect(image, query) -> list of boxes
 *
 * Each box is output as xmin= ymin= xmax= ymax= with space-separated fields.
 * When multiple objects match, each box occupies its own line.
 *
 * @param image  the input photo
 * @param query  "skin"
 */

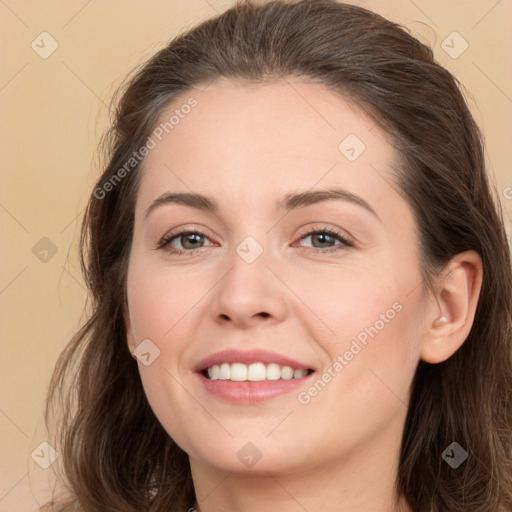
xmin=125 ymin=78 xmax=483 ymax=512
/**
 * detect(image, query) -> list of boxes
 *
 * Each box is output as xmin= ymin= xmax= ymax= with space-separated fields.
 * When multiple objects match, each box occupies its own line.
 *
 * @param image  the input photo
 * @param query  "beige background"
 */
xmin=1 ymin=0 xmax=511 ymax=509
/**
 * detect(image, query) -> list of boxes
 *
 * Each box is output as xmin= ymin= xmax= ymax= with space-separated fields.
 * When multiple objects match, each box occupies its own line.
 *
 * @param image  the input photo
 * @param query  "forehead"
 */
xmin=135 ymin=78 xmax=398 ymax=214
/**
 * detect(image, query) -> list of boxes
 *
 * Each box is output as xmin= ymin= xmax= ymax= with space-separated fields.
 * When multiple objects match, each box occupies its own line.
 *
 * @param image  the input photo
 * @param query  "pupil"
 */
xmin=315 ymin=233 xmax=332 ymax=247
xmin=184 ymin=233 xmax=202 ymax=248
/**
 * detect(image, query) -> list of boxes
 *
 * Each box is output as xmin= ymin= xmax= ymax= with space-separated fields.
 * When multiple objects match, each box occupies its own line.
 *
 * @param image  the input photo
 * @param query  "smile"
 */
xmin=195 ymin=349 xmax=316 ymax=403
xmin=206 ymin=362 xmax=312 ymax=381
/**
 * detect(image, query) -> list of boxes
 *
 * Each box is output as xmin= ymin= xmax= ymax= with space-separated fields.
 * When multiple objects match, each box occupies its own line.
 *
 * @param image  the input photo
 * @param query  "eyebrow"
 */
xmin=144 ymin=187 xmax=380 ymax=221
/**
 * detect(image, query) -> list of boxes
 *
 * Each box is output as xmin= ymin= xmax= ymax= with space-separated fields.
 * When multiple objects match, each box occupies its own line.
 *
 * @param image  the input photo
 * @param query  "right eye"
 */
xmin=158 ymin=229 xmax=215 ymax=254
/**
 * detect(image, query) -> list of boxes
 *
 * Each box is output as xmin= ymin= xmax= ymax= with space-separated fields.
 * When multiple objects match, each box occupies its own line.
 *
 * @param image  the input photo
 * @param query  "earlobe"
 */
xmin=420 ymin=250 xmax=483 ymax=364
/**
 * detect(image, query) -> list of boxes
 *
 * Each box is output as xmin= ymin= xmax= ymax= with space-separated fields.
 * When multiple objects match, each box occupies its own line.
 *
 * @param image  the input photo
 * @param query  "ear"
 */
xmin=420 ymin=250 xmax=483 ymax=364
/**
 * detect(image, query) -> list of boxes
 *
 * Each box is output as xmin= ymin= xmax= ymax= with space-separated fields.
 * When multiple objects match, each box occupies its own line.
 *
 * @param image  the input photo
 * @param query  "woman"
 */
xmin=43 ymin=0 xmax=512 ymax=510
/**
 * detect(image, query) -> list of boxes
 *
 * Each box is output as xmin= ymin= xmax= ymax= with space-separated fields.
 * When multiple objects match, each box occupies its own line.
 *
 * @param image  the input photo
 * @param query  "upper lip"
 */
xmin=194 ymin=349 xmax=314 ymax=373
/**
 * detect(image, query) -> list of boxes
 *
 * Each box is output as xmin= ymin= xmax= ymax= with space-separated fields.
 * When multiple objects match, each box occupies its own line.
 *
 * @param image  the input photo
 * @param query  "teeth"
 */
xmin=294 ymin=369 xmax=306 ymax=378
xmin=206 ymin=362 xmax=310 ymax=381
xmin=219 ymin=363 xmax=231 ymax=379
xmin=209 ymin=364 xmax=220 ymax=380
xmin=247 ymin=362 xmax=266 ymax=381
xmin=230 ymin=363 xmax=247 ymax=381
xmin=281 ymin=366 xmax=294 ymax=380
xmin=266 ymin=363 xmax=281 ymax=380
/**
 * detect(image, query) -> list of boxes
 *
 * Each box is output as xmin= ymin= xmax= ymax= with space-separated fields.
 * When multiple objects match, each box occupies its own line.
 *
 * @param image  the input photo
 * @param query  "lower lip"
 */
xmin=197 ymin=373 xmax=314 ymax=403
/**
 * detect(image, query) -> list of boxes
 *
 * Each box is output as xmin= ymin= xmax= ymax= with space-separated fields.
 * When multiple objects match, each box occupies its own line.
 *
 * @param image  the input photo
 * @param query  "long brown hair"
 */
xmin=43 ymin=1 xmax=512 ymax=510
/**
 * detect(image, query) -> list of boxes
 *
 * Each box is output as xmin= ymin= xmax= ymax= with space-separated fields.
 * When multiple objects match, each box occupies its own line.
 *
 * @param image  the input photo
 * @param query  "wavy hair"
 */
xmin=43 ymin=1 xmax=512 ymax=510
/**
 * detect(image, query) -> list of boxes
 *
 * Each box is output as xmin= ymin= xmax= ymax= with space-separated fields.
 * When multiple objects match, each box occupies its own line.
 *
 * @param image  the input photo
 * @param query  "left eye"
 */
xmin=297 ymin=230 xmax=351 ymax=250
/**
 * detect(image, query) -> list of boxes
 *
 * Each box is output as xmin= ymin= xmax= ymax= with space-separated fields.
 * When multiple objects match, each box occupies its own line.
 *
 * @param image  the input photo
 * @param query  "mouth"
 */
xmin=194 ymin=349 xmax=316 ymax=403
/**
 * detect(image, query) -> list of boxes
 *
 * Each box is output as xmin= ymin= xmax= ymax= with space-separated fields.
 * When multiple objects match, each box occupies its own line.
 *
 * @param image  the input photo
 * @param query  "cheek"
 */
xmin=126 ymin=259 xmax=207 ymax=343
xmin=287 ymin=261 xmax=402 ymax=348
xmin=290 ymin=261 xmax=422 ymax=408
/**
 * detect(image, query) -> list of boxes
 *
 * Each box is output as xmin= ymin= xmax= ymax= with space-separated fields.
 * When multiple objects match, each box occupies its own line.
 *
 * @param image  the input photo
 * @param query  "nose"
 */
xmin=209 ymin=245 xmax=289 ymax=330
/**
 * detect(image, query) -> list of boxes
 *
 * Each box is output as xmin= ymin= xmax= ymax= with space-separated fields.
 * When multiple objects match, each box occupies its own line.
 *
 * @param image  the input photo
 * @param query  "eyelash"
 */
xmin=157 ymin=226 xmax=354 ymax=255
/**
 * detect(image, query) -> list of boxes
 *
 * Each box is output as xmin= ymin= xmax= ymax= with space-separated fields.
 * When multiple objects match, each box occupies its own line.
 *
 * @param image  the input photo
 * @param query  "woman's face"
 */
xmin=125 ymin=78 xmax=431 ymax=475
